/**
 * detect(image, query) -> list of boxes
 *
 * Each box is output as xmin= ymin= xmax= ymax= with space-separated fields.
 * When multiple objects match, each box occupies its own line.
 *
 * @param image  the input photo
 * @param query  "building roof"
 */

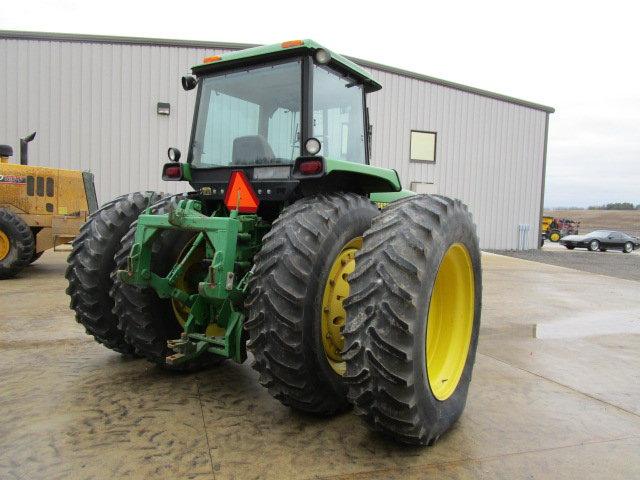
xmin=0 ymin=30 xmax=555 ymax=113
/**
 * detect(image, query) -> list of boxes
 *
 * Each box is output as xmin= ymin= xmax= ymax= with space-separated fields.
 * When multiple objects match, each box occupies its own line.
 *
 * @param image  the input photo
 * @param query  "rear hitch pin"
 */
xmin=226 ymin=272 xmax=235 ymax=290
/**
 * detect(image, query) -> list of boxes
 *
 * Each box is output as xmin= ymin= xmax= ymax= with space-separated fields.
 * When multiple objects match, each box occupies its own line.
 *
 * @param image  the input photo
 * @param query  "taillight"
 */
xmin=298 ymin=160 xmax=323 ymax=175
xmin=164 ymin=165 xmax=182 ymax=180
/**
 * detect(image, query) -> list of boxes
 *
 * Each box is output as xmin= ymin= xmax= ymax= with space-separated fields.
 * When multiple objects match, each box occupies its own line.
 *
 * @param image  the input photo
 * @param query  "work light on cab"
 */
xmin=314 ymin=48 xmax=331 ymax=64
xmin=167 ymin=147 xmax=181 ymax=162
xmin=305 ymin=137 xmax=321 ymax=155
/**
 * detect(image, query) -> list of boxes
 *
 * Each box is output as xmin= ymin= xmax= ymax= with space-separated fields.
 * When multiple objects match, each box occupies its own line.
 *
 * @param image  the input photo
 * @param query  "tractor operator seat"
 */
xmin=232 ymin=135 xmax=275 ymax=165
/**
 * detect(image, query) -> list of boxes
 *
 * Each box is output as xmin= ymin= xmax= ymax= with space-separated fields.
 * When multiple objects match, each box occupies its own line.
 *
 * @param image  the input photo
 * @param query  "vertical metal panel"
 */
xmin=365 ymin=69 xmax=547 ymax=249
xmin=0 ymin=37 xmax=546 ymax=249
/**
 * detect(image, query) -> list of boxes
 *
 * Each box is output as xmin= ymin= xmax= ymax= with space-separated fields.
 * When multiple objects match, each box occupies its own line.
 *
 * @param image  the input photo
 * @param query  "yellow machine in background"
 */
xmin=0 ymin=133 xmax=97 ymax=278
xmin=541 ymin=215 xmax=580 ymax=243
xmin=541 ymin=216 xmax=556 ymax=241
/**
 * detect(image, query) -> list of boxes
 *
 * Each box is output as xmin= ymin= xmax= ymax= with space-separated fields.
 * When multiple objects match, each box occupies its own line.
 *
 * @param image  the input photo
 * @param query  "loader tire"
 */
xmin=0 ymin=209 xmax=35 ymax=279
xmin=30 ymin=251 xmax=44 ymax=264
xmin=111 ymin=195 xmax=224 ymax=371
xmin=246 ymin=192 xmax=379 ymax=415
xmin=65 ymin=192 xmax=164 ymax=353
xmin=343 ymin=195 xmax=482 ymax=446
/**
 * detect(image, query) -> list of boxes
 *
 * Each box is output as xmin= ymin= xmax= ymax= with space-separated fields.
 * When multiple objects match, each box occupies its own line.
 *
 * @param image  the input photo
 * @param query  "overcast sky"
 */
xmin=1 ymin=0 xmax=639 ymax=208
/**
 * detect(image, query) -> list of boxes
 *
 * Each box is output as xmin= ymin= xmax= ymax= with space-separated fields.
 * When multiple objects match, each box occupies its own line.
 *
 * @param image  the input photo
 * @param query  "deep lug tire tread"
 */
xmin=245 ymin=192 xmax=379 ymax=415
xmin=65 ymin=191 xmax=164 ymax=353
xmin=111 ymin=195 xmax=223 ymax=371
xmin=343 ymin=194 xmax=482 ymax=445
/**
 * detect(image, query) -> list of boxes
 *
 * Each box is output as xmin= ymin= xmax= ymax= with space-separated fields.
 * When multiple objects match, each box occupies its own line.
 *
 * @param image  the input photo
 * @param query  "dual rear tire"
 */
xmin=66 ymin=192 xmax=164 ymax=353
xmin=111 ymin=195 xmax=225 ymax=370
xmin=66 ymin=192 xmax=221 ymax=370
xmin=246 ymin=193 xmax=482 ymax=445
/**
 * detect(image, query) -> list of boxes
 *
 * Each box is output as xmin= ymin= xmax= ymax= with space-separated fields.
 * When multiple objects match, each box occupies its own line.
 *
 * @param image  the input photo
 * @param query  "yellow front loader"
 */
xmin=0 ymin=133 xmax=97 ymax=278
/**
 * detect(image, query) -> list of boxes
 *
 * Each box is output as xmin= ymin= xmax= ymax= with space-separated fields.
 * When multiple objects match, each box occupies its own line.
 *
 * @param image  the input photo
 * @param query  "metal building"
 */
xmin=0 ymin=31 xmax=553 ymax=249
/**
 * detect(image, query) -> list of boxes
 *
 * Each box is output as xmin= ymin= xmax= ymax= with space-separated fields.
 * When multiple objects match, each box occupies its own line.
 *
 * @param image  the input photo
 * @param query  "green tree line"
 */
xmin=587 ymin=202 xmax=640 ymax=210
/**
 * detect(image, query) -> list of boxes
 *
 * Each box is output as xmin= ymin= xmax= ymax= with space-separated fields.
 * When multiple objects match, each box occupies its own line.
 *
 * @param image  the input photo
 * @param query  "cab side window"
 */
xmin=26 ymin=176 xmax=35 ymax=196
xmin=36 ymin=177 xmax=44 ymax=196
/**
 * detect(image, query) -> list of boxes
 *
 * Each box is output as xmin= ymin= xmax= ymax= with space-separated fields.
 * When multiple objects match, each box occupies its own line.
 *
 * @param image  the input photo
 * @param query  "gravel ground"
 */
xmin=490 ymin=247 xmax=640 ymax=282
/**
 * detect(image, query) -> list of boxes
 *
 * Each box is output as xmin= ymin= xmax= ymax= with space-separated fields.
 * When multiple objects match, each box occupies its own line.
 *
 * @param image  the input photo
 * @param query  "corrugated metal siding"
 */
xmin=366 ymin=70 xmax=547 ymax=249
xmin=0 ymin=39 xmax=229 ymax=199
xmin=0 ymin=37 xmax=546 ymax=249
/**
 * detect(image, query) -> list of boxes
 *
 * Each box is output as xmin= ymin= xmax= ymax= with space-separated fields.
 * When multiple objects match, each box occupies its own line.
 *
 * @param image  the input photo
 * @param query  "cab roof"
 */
xmin=191 ymin=39 xmax=382 ymax=93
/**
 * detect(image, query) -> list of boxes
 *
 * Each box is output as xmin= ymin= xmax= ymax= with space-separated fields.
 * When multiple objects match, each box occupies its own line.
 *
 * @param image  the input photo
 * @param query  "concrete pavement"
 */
xmin=1 ymin=251 xmax=639 ymax=479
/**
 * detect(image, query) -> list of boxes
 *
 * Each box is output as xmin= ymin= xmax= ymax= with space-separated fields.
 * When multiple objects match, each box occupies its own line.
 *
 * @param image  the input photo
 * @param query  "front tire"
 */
xmin=0 ymin=209 xmax=35 ymax=279
xmin=623 ymin=242 xmax=633 ymax=253
xmin=245 ymin=192 xmax=379 ymax=415
xmin=343 ymin=195 xmax=482 ymax=446
xmin=588 ymin=240 xmax=600 ymax=252
xmin=65 ymin=192 xmax=164 ymax=353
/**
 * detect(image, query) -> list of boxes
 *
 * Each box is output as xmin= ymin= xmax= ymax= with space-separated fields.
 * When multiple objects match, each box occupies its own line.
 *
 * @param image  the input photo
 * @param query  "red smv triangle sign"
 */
xmin=224 ymin=170 xmax=260 ymax=213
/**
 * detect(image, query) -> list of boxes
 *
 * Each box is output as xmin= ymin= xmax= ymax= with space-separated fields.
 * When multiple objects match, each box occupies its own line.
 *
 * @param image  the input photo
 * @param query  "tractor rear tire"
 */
xmin=111 ymin=195 xmax=224 ymax=371
xmin=343 ymin=195 xmax=482 ymax=446
xmin=65 ymin=192 xmax=164 ymax=354
xmin=0 ymin=209 xmax=35 ymax=279
xmin=246 ymin=192 xmax=379 ymax=415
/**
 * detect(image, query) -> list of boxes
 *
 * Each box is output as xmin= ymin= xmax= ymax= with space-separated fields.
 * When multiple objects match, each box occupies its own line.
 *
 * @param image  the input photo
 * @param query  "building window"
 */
xmin=410 ymin=130 xmax=436 ymax=162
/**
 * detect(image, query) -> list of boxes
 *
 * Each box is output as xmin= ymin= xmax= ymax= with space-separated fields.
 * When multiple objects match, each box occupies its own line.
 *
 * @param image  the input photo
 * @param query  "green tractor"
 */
xmin=66 ymin=39 xmax=482 ymax=446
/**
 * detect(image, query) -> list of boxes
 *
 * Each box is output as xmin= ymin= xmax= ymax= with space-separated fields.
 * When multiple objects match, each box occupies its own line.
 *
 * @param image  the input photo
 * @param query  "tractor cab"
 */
xmin=164 ymin=40 xmax=399 ymax=217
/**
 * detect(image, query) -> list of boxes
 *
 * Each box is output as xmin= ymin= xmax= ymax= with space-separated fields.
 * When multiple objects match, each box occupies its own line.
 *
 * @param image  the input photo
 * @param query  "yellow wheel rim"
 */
xmin=426 ymin=243 xmax=475 ymax=401
xmin=550 ymin=232 xmax=560 ymax=242
xmin=171 ymin=240 xmax=225 ymax=337
xmin=321 ymin=237 xmax=362 ymax=375
xmin=0 ymin=230 xmax=10 ymax=261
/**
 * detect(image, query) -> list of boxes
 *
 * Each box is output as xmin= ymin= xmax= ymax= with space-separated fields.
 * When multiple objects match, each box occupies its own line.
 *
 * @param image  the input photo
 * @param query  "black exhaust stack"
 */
xmin=20 ymin=131 xmax=36 ymax=165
